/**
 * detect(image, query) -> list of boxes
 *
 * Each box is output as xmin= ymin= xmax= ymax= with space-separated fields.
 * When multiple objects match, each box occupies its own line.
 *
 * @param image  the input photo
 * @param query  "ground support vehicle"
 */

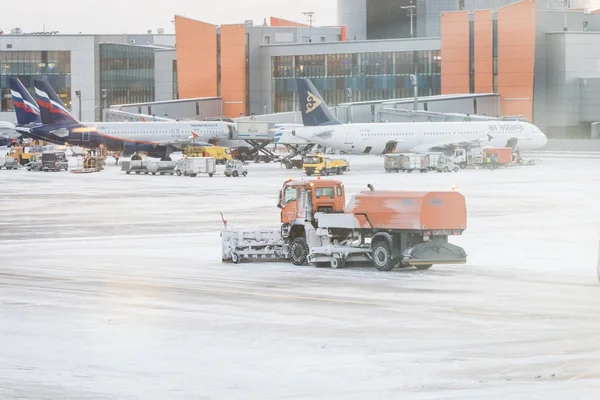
xmin=25 ymin=155 xmax=42 ymax=171
xmin=176 ymin=157 xmax=216 ymax=177
xmin=8 ymin=147 xmax=36 ymax=165
xmin=71 ymin=156 xmax=105 ymax=174
xmin=437 ymin=155 xmax=460 ymax=173
xmin=224 ymin=160 xmax=248 ymax=177
xmin=283 ymin=156 xmax=303 ymax=170
xmin=384 ymin=153 xmax=428 ymax=173
xmin=221 ymin=179 xmax=467 ymax=271
xmin=184 ymin=146 xmax=232 ymax=165
xmin=147 ymin=161 xmax=177 ymax=175
xmin=0 ymin=157 xmax=18 ymax=170
xmin=122 ymin=160 xmax=150 ymax=175
xmin=424 ymin=153 xmax=444 ymax=171
xmin=41 ymin=151 xmax=69 ymax=172
xmin=303 ymin=154 xmax=349 ymax=176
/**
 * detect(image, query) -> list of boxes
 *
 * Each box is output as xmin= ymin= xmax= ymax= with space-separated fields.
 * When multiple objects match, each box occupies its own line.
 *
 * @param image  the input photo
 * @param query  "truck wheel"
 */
xmin=190 ymin=173 xmax=197 ymax=177
xmin=453 ymin=167 xmax=459 ymax=172
xmin=285 ymin=162 xmax=293 ymax=169
xmin=209 ymin=173 xmax=214 ymax=177
xmin=372 ymin=240 xmax=395 ymax=271
xmin=242 ymin=171 xmax=248 ymax=177
xmin=231 ymin=252 xmax=240 ymax=264
xmin=233 ymin=170 xmax=239 ymax=177
xmin=290 ymin=237 xmax=309 ymax=266
xmin=330 ymin=257 xmax=346 ymax=269
xmin=459 ymin=162 xmax=467 ymax=169
xmin=415 ymin=264 xmax=433 ymax=270
xmin=176 ymin=170 xmax=181 ymax=176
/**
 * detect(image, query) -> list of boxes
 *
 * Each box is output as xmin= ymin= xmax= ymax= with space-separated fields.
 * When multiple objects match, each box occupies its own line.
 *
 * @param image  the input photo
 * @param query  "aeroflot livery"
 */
xmin=291 ymin=78 xmax=548 ymax=154
xmin=9 ymin=78 xmax=235 ymax=159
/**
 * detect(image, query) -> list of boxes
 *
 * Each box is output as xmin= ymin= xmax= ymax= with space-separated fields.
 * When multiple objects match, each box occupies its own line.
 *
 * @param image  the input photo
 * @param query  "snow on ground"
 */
xmin=1 ymin=153 xmax=600 ymax=399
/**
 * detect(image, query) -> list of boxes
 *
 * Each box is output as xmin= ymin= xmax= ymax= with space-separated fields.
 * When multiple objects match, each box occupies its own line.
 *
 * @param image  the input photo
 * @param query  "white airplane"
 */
xmin=292 ymin=78 xmax=548 ymax=154
xmin=0 ymin=121 xmax=19 ymax=146
xmin=29 ymin=79 xmax=235 ymax=159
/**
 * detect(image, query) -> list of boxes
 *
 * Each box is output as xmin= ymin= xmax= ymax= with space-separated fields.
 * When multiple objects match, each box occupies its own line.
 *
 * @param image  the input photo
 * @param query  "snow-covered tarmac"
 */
xmin=1 ymin=154 xmax=600 ymax=399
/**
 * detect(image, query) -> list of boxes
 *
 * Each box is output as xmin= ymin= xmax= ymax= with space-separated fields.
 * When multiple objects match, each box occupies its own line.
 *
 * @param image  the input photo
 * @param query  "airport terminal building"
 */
xmin=1 ymin=0 xmax=600 ymax=137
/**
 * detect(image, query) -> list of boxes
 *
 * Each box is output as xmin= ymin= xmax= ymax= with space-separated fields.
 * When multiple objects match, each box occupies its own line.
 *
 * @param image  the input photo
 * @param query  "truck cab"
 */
xmin=41 ymin=151 xmax=68 ymax=172
xmin=278 ymin=179 xmax=345 ymax=232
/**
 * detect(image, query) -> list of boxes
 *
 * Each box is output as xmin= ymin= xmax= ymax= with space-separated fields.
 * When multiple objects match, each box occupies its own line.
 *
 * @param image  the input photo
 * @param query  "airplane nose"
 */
xmin=540 ymin=131 xmax=548 ymax=147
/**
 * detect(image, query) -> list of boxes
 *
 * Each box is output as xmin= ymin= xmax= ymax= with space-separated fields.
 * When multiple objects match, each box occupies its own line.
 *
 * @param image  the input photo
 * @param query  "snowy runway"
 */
xmin=1 ymin=154 xmax=600 ymax=399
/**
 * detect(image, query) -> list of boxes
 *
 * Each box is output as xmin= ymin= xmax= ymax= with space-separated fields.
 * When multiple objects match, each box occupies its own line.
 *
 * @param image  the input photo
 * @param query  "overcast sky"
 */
xmin=0 ymin=0 xmax=338 ymax=34
xmin=2 ymin=0 xmax=600 ymax=35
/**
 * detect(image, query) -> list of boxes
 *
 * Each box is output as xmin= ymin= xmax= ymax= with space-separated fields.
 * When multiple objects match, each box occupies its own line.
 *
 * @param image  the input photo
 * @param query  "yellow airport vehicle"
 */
xmin=302 ymin=154 xmax=349 ymax=176
xmin=184 ymin=146 xmax=232 ymax=164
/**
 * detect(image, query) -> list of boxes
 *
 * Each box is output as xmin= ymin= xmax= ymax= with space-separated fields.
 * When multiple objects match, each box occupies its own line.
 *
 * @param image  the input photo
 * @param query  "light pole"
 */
xmin=302 ymin=11 xmax=315 ymax=43
xmin=101 ymin=89 xmax=108 ymax=122
xmin=75 ymin=89 xmax=82 ymax=121
xmin=400 ymin=2 xmax=416 ymax=38
xmin=410 ymin=74 xmax=418 ymax=111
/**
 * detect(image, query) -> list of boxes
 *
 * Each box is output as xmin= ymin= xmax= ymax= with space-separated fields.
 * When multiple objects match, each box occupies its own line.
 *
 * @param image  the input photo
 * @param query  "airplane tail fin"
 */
xmin=9 ymin=78 xmax=41 ymax=126
xmin=296 ymin=78 xmax=341 ymax=127
xmin=34 ymin=79 xmax=79 ymax=125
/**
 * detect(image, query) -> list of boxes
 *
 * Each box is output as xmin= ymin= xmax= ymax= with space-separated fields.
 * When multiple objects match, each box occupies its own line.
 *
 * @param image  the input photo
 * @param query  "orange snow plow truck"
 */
xmin=221 ymin=179 xmax=467 ymax=271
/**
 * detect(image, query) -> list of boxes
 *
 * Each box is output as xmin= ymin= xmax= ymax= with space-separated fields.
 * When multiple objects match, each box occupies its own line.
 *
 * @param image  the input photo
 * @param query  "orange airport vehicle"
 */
xmin=484 ymin=147 xmax=512 ymax=165
xmin=221 ymin=179 xmax=467 ymax=271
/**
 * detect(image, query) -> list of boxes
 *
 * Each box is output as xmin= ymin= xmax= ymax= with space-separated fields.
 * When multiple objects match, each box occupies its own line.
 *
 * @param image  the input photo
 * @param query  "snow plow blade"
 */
xmin=402 ymin=240 xmax=467 ymax=266
xmin=221 ymin=229 xmax=289 ymax=264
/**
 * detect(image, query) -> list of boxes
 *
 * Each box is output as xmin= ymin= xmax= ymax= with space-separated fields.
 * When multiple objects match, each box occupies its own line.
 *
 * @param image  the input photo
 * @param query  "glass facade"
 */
xmin=99 ymin=44 xmax=155 ymax=108
xmin=0 ymin=51 xmax=71 ymax=111
xmin=272 ymin=50 xmax=442 ymax=113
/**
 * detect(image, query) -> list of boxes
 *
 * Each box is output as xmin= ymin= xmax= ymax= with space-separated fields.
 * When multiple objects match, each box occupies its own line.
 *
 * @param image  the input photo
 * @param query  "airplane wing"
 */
xmin=419 ymin=138 xmax=487 ymax=153
xmin=159 ymin=138 xmax=212 ymax=149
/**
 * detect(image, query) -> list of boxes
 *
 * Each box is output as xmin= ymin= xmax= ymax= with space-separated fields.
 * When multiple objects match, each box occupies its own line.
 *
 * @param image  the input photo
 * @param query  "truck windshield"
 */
xmin=303 ymin=156 xmax=321 ymax=164
xmin=315 ymin=187 xmax=335 ymax=198
xmin=41 ymin=154 xmax=54 ymax=161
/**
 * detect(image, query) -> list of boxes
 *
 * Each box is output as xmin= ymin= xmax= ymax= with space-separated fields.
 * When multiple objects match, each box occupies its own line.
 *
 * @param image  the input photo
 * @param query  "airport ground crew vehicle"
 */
xmin=8 ymin=147 xmax=36 ymax=165
xmin=176 ymin=157 xmax=216 ymax=177
xmin=302 ymin=154 xmax=349 ymax=176
xmin=71 ymin=155 xmax=105 ymax=174
xmin=384 ymin=153 xmax=430 ymax=173
xmin=437 ymin=155 xmax=460 ymax=172
xmin=221 ymin=179 xmax=467 ymax=271
xmin=283 ymin=155 xmax=303 ymax=170
xmin=0 ymin=156 xmax=18 ymax=170
xmin=184 ymin=146 xmax=232 ymax=164
xmin=41 ymin=151 xmax=68 ymax=172
xmin=224 ymin=160 xmax=248 ymax=177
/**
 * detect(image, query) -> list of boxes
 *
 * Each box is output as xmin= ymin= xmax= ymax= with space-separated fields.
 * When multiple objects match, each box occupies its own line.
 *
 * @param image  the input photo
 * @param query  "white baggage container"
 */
xmin=0 ymin=157 xmax=18 ymax=170
xmin=147 ymin=161 xmax=176 ymax=175
xmin=176 ymin=157 xmax=216 ymax=177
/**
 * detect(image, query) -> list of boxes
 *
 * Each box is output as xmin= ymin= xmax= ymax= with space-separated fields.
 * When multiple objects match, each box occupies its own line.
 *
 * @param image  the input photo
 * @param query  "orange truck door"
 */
xmin=281 ymin=186 xmax=299 ymax=223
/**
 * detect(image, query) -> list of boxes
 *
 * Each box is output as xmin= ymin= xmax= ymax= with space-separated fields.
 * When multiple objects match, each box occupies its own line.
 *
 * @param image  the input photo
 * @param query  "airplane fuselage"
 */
xmin=294 ymin=120 xmax=548 ymax=154
xmin=29 ymin=121 xmax=233 ymax=155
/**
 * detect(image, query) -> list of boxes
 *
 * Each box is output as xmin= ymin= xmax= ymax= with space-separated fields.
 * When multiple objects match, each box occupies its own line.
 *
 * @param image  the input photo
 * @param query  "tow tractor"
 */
xmin=221 ymin=179 xmax=467 ymax=271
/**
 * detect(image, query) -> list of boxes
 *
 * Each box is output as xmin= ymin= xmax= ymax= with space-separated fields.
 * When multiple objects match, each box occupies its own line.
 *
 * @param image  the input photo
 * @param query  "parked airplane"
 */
xmin=9 ymin=78 xmax=46 ymax=142
xmin=291 ymin=78 xmax=548 ymax=154
xmin=16 ymin=78 xmax=235 ymax=159
xmin=0 ymin=121 xmax=21 ymax=146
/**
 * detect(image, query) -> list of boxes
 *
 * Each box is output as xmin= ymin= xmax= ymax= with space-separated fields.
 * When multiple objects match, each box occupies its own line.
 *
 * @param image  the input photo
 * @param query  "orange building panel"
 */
xmin=270 ymin=17 xmax=309 ymax=27
xmin=474 ymin=10 xmax=493 ymax=93
xmin=497 ymin=0 xmax=536 ymax=121
xmin=441 ymin=11 xmax=470 ymax=94
xmin=174 ymin=16 xmax=217 ymax=99
xmin=220 ymin=24 xmax=247 ymax=117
